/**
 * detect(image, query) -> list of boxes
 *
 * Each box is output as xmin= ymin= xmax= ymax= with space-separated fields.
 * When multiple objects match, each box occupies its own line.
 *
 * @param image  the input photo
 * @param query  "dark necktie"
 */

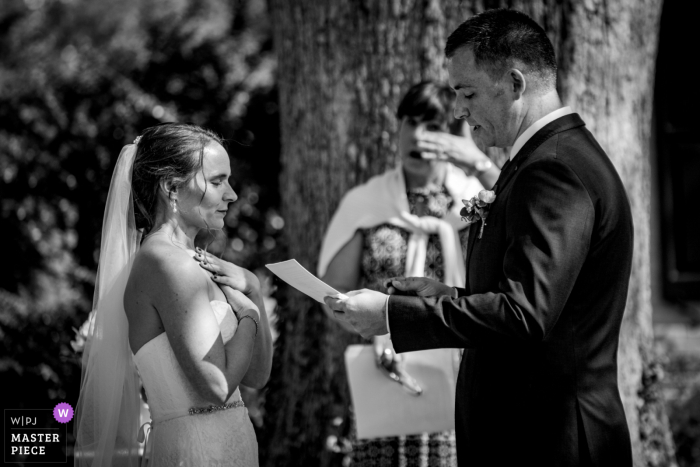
xmin=500 ymin=158 xmax=512 ymax=173
xmin=492 ymin=158 xmax=512 ymax=193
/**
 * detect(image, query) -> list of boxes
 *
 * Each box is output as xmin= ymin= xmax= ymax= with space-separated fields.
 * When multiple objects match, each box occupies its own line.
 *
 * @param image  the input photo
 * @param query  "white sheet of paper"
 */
xmin=265 ymin=259 xmax=347 ymax=303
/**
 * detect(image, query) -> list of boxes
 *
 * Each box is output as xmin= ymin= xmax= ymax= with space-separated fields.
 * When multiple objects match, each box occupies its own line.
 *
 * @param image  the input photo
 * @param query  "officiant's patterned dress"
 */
xmin=351 ymin=185 xmax=468 ymax=467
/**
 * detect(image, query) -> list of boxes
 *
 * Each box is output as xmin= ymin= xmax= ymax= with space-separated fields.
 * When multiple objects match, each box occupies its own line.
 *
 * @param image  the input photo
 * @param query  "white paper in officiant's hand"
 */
xmin=265 ymin=259 xmax=348 ymax=304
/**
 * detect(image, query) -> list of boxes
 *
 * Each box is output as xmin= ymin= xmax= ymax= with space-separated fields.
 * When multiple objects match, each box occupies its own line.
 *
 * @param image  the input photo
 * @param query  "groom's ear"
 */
xmin=506 ymin=68 xmax=527 ymax=100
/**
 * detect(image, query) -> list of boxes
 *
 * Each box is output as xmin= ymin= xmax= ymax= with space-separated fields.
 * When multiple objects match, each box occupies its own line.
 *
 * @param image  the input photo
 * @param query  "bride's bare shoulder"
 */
xmin=128 ymin=240 xmax=205 ymax=294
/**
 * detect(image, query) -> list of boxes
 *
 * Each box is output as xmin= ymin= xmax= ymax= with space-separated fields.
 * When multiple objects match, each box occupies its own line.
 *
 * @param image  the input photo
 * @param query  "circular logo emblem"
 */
xmin=53 ymin=403 xmax=74 ymax=423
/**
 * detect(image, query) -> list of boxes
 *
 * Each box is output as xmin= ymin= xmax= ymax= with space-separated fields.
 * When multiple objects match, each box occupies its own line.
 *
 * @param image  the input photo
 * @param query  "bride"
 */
xmin=74 ymin=123 xmax=273 ymax=466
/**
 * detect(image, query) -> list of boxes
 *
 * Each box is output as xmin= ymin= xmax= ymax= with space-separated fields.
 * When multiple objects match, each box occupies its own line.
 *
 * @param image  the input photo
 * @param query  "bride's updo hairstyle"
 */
xmin=131 ymin=123 xmax=223 ymax=233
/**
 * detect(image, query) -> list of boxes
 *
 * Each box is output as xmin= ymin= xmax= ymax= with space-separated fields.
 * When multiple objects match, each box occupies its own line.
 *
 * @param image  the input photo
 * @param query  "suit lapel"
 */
xmin=463 ymin=113 xmax=587 ymax=288
xmin=464 ymin=157 xmax=514 ymax=283
xmin=464 ymin=219 xmax=477 ymax=290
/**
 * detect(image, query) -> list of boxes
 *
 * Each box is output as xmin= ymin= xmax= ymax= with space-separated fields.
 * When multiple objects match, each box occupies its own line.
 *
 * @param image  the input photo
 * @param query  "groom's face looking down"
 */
xmin=445 ymin=9 xmax=558 ymax=150
xmin=447 ymin=47 xmax=525 ymax=149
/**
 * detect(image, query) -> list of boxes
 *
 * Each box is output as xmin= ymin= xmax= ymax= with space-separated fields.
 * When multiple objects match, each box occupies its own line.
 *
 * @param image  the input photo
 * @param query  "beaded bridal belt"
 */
xmin=188 ymin=400 xmax=245 ymax=415
xmin=138 ymin=400 xmax=246 ymax=443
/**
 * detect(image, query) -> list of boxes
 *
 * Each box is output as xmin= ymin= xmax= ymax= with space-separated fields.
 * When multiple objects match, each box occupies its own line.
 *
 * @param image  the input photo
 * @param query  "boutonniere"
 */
xmin=460 ymin=190 xmax=497 ymax=239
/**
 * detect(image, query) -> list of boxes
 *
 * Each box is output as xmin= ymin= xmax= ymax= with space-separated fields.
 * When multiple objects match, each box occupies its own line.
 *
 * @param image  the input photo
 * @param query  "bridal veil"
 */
xmin=74 ymin=143 xmax=142 ymax=466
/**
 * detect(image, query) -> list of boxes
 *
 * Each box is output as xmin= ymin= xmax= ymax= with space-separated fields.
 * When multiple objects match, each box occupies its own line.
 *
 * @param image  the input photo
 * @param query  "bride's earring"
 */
xmin=171 ymin=200 xmax=178 ymax=213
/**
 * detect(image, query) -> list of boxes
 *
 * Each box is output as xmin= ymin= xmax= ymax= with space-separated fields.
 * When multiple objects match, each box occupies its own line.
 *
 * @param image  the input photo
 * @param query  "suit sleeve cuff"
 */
xmin=385 ymin=294 xmax=391 ymax=334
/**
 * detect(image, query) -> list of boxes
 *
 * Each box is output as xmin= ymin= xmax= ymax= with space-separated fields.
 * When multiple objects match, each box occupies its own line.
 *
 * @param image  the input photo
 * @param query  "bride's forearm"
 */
xmin=240 ymin=290 xmax=273 ymax=388
xmin=212 ymin=317 xmax=257 ymax=403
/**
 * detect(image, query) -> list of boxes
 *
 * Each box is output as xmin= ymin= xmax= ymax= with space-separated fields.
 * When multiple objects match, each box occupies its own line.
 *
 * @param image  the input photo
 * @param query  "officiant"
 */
xmin=317 ymin=80 xmax=499 ymax=466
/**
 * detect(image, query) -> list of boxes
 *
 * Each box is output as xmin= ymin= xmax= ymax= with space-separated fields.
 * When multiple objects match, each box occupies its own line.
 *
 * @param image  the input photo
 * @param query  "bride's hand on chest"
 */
xmin=193 ymin=248 xmax=261 ymax=296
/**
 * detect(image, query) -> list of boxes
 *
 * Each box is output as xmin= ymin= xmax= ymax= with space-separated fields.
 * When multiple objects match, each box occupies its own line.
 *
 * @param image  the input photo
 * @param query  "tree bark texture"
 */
xmin=265 ymin=1 xmax=674 ymax=466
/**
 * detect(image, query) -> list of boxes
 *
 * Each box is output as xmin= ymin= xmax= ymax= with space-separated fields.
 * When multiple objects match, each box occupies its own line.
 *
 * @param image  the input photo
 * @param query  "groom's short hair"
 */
xmin=446 ymin=9 xmax=557 ymax=92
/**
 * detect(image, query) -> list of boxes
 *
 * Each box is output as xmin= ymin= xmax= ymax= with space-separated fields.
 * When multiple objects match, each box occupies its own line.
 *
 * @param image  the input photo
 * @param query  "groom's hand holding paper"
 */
xmin=324 ymin=289 xmax=389 ymax=338
xmin=265 ymin=259 xmax=387 ymax=336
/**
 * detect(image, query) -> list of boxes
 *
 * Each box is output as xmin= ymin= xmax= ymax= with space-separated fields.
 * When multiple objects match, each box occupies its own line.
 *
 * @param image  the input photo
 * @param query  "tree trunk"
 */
xmin=265 ymin=1 xmax=674 ymax=466
xmin=263 ymin=3 xmax=465 ymax=464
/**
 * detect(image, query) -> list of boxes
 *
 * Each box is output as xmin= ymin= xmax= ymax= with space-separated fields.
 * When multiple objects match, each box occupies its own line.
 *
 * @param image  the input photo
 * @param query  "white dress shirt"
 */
xmin=509 ymin=106 xmax=573 ymax=160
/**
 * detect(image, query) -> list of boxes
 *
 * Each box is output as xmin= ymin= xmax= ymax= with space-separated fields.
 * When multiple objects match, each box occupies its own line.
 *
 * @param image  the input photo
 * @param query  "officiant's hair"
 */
xmin=445 ymin=8 xmax=557 ymax=91
xmin=131 ymin=122 xmax=224 ymax=233
xmin=397 ymin=81 xmax=462 ymax=135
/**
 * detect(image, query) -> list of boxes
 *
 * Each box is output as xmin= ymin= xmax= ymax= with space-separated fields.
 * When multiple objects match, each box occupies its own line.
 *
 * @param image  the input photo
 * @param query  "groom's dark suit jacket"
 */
xmin=388 ymin=114 xmax=633 ymax=467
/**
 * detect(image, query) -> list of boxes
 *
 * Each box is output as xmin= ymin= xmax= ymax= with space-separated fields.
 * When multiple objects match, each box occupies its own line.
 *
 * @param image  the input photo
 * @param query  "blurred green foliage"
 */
xmin=657 ymin=336 xmax=700 ymax=467
xmin=0 ymin=0 xmax=281 ymax=432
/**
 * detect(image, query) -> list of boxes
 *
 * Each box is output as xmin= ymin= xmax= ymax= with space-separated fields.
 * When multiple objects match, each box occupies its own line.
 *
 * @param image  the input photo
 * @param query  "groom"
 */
xmin=325 ymin=8 xmax=633 ymax=467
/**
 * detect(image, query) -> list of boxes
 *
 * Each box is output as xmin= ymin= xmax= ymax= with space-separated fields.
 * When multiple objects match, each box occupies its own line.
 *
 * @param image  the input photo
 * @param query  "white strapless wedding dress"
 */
xmin=134 ymin=300 xmax=258 ymax=467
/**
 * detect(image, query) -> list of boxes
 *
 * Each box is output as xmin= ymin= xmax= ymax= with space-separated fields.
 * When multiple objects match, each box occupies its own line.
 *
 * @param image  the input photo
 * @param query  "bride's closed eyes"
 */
xmin=209 ymin=176 xmax=229 ymax=187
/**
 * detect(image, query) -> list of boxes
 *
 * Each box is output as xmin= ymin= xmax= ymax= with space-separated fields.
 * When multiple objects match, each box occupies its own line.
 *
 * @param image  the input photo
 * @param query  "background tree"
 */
xmin=264 ymin=1 xmax=675 ymax=466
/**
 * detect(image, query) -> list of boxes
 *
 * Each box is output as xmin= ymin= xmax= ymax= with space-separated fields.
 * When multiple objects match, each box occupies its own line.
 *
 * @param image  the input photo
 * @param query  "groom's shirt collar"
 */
xmin=509 ymin=106 xmax=573 ymax=160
